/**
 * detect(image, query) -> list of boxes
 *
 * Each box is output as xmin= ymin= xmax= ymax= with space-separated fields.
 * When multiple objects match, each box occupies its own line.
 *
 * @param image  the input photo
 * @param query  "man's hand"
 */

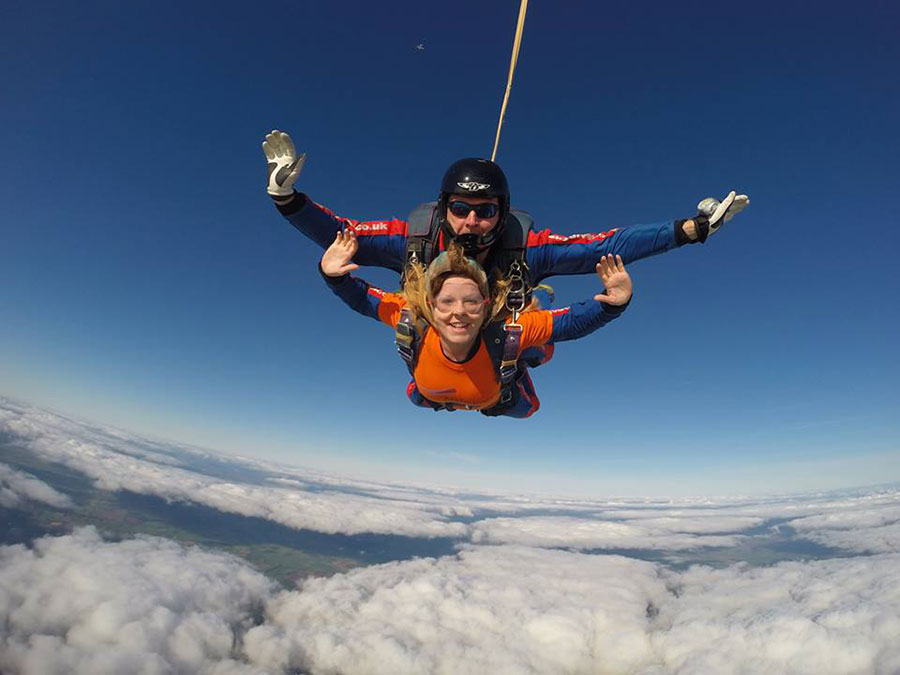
xmin=593 ymin=254 xmax=632 ymax=305
xmin=694 ymin=190 xmax=750 ymax=240
xmin=263 ymin=130 xmax=306 ymax=197
xmin=321 ymin=231 xmax=360 ymax=277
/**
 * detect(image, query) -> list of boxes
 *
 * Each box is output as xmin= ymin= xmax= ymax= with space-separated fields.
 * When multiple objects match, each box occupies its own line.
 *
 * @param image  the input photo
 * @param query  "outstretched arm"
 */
xmin=519 ymin=255 xmax=634 ymax=346
xmin=550 ymin=254 xmax=633 ymax=342
xmin=319 ymin=231 xmax=404 ymax=326
xmin=264 ymin=130 xmax=409 ymax=271
xmin=524 ymin=191 xmax=749 ymax=281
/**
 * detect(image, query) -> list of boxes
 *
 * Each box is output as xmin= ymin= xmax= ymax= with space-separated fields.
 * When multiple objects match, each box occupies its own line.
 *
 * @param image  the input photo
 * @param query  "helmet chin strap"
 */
xmin=452 ymin=233 xmax=495 ymax=258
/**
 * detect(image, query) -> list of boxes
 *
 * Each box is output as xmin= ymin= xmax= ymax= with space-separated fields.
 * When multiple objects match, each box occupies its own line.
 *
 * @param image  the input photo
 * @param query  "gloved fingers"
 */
xmin=265 ymin=130 xmax=282 ymax=157
xmin=724 ymin=194 xmax=750 ymax=222
xmin=264 ymin=130 xmax=294 ymax=161
xmin=279 ymin=131 xmax=297 ymax=159
xmin=709 ymin=191 xmax=736 ymax=226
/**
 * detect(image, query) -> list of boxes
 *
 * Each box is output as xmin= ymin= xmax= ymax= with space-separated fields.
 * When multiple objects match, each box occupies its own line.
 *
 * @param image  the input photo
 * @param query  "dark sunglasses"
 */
xmin=447 ymin=200 xmax=499 ymax=219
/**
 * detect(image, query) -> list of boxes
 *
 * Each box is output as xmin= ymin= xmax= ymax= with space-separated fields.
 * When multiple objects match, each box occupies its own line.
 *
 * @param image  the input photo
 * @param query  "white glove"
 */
xmin=695 ymin=191 xmax=750 ymax=239
xmin=262 ymin=130 xmax=306 ymax=197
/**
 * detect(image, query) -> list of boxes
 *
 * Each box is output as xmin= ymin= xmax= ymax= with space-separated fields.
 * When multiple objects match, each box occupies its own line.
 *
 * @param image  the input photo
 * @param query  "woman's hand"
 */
xmin=593 ymin=254 xmax=632 ymax=305
xmin=320 ymin=230 xmax=360 ymax=277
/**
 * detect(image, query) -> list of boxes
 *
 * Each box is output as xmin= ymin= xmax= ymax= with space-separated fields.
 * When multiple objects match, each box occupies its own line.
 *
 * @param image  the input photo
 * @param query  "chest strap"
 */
xmin=483 ymin=321 xmax=523 ymax=411
xmin=497 ymin=323 xmax=522 ymax=405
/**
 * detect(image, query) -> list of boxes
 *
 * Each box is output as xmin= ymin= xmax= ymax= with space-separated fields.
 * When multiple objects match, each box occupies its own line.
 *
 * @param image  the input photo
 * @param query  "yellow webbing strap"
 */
xmin=491 ymin=0 xmax=529 ymax=162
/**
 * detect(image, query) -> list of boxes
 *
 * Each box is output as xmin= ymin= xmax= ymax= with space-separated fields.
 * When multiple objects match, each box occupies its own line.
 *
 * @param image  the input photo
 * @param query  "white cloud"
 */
xmin=787 ymin=504 xmax=900 ymax=554
xmin=242 ymin=546 xmax=900 ymax=675
xmin=0 ymin=463 xmax=73 ymax=509
xmin=469 ymin=516 xmax=743 ymax=550
xmin=243 ymin=545 xmax=669 ymax=674
xmin=0 ymin=527 xmax=275 ymax=675
xmin=651 ymin=554 xmax=900 ymax=674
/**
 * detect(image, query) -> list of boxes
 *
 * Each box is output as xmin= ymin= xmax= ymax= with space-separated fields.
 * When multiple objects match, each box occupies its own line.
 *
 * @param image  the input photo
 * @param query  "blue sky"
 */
xmin=2 ymin=0 xmax=898 ymax=495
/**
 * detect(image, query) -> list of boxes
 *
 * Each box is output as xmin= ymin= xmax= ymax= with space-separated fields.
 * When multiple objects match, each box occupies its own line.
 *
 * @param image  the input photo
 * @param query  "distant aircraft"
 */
xmin=416 ymin=43 xmax=425 ymax=51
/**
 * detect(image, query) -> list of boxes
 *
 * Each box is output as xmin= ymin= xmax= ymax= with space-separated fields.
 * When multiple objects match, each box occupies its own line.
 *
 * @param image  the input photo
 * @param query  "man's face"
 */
xmin=444 ymin=195 xmax=501 ymax=236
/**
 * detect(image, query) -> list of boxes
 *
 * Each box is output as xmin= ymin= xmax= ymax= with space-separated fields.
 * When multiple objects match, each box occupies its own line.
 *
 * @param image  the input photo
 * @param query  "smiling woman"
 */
xmin=319 ymin=232 xmax=634 ymax=418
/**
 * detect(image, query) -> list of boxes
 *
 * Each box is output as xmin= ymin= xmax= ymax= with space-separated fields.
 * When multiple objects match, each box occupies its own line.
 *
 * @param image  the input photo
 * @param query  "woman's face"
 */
xmin=430 ymin=275 xmax=488 ymax=350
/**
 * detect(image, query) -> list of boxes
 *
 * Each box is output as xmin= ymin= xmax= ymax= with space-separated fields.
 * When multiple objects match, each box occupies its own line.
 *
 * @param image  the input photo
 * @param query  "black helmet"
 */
xmin=438 ymin=158 xmax=510 ymax=257
xmin=440 ymin=158 xmax=510 ymax=204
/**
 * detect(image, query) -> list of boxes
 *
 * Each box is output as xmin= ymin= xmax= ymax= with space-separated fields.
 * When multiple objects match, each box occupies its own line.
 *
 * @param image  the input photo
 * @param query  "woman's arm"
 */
xmin=520 ymin=255 xmax=633 ymax=346
xmin=320 ymin=231 xmax=404 ymax=326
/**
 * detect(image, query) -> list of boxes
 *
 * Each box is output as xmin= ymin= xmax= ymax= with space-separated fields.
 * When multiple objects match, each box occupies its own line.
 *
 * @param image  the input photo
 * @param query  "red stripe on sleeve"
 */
xmin=527 ymin=227 xmax=619 ymax=246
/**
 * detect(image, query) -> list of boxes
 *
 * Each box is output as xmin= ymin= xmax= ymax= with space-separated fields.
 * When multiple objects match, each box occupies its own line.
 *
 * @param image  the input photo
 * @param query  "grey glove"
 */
xmin=694 ymin=191 xmax=750 ymax=241
xmin=262 ymin=130 xmax=306 ymax=198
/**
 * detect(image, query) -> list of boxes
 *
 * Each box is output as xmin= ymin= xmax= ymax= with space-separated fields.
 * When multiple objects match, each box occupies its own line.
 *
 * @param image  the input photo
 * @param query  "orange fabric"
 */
xmin=375 ymin=290 xmax=554 ymax=410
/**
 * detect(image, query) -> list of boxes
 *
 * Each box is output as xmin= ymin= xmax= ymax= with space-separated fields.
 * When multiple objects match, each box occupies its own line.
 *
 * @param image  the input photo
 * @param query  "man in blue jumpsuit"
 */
xmin=262 ymin=129 xmax=750 ymax=416
xmin=262 ymin=129 xmax=749 ymax=287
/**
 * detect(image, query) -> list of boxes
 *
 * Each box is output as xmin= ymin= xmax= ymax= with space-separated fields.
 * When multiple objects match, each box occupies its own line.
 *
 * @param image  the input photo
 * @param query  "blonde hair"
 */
xmin=400 ymin=243 xmax=543 ymax=328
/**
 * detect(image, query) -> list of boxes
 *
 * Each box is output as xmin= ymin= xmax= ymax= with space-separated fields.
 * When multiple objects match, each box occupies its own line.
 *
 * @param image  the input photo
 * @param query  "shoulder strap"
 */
xmin=493 ymin=208 xmax=535 ymax=311
xmin=395 ymin=308 xmax=426 ymax=377
xmin=405 ymin=202 xmax=441 ymax=268
xmin=501 ymin=208 xmax=533 ymax=259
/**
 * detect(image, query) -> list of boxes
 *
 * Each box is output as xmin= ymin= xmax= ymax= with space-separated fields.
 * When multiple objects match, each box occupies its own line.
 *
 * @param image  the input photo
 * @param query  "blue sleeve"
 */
xmin=549 ymin=299 xmax=629 ymax=343
xmin=277 ymin=193 xmax=408 ymax=273
xmin=320 ymin=271 xmax=386 ymax=324
xmin=526 ymin=221 xmax=678 ymax=282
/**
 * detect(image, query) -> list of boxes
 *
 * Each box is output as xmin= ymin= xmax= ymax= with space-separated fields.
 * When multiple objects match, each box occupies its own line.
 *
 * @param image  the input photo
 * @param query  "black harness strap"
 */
xmin=395 ymin=308 xmax=420 ymax=375
xmin=480 ymin=321 xmax=524 ymax=416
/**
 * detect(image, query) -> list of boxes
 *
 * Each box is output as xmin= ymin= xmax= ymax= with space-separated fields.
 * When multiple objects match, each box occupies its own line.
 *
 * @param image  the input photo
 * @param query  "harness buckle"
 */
xmin=498 ymin=323 xmax=522 ymax=385
xmin=395 ymin=310 xmax=418 ymax=364
xmin=505 ymin=260 xmax=528 ymax=322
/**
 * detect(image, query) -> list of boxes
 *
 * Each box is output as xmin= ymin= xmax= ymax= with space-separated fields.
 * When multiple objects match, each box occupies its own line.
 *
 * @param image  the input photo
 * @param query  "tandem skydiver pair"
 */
xmin=263 ymin=130 xmax=749 ymax=418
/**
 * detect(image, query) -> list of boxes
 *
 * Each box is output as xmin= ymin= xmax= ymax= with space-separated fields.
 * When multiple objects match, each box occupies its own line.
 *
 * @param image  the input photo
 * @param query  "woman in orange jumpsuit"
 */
xmin=319 ymin=231 xmax=633 ymax=418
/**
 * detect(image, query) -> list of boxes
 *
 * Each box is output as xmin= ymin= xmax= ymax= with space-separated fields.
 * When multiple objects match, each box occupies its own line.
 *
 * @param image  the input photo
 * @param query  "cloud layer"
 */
xmin=3 ymin=396 xmax=899 ymax=559
xmin=3 ymin=397 xmax=900 ymax=673
xmin=2 ymin=529 xmax=898 ymax=675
